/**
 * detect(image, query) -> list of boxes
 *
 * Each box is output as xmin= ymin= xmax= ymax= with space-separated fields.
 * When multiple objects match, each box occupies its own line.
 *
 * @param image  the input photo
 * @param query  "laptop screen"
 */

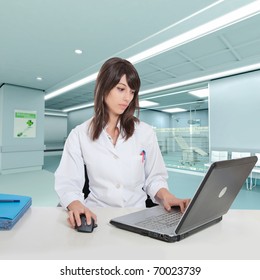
xmin=176 ymin=156 xmax=257 ymax=234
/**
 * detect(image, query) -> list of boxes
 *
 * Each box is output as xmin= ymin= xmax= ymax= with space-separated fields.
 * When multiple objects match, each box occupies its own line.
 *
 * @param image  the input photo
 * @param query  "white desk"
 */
xmin=0 ymin=207 xmax=260 ymax=260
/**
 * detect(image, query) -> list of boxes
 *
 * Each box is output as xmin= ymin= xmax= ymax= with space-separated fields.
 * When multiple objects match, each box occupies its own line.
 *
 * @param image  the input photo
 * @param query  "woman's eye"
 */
xmin=117 ymin=87 xmax=124 ymax=92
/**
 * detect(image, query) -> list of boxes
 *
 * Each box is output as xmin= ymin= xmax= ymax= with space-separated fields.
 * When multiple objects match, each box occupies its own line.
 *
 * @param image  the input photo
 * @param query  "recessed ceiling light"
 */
xmin=74 ymin=49 xmax=83 ymax=54
xmin=162 ymin=108 xmax=187 ymax=113
xmin=36 ymin=77 xmax=43 ymax=81
xmin=189 ymin=88 xmax=209 ymax=98
xmin=139 ymin=100 xmax=159 ymax=108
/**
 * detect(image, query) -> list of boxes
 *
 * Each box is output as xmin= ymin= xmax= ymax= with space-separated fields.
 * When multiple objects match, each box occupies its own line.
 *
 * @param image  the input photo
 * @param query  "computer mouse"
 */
xmin=76 ymin=214 xmax=97 ymax=233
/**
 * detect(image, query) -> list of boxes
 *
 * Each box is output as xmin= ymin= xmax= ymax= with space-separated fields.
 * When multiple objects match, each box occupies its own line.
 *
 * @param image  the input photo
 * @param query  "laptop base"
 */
xmin=110 ymin=216 xmax=222 ymax=242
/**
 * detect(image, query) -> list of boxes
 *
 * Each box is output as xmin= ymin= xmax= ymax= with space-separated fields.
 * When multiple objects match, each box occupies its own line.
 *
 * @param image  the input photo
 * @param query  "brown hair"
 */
xmin=89 ymin=57 xmax=141 ymax=141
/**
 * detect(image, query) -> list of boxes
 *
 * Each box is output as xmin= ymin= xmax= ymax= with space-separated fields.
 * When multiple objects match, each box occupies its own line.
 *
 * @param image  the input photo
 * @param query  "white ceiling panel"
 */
xmin=0 ymin=0 xmax=259 ymax=113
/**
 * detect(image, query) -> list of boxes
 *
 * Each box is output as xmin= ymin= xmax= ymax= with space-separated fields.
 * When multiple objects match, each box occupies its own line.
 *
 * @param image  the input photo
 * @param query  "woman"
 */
xmin=55 ymin=57 xmax=190 ymax=228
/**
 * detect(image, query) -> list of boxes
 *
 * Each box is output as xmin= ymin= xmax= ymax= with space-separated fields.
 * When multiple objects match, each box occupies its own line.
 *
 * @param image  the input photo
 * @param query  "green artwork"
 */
xmin=14 ymin=110 xmax=37 ymax=138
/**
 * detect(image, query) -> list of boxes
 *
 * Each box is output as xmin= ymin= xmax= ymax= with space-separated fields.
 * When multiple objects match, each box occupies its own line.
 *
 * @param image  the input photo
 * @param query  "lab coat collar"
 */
xmin=99 ymin=124 xmax=125 ymax=157
xmin=104 ymin=121 xmax=125 ymax=145
xmin=104 ymin=120 xmax=121 ymax=131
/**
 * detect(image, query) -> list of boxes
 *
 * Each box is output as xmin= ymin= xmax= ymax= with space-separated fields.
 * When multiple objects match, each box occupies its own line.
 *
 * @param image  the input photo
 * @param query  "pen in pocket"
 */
xmin=140 ymin=150 xmax=146 ymax=163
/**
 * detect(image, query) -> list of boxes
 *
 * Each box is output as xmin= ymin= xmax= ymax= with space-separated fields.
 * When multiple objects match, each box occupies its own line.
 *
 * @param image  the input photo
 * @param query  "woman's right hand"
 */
xmin=67 ymin=200 xmax=97 ymax=228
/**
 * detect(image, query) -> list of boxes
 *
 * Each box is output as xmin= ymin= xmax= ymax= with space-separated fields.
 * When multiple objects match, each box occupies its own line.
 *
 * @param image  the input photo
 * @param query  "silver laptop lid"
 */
xmin=176 ymin=156 xmax=257 ymax=235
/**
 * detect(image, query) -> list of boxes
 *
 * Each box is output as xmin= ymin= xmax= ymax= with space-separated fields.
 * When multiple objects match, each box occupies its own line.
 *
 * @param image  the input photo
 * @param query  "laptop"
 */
xmin=110 ymin=156 xmax=257 ymax=242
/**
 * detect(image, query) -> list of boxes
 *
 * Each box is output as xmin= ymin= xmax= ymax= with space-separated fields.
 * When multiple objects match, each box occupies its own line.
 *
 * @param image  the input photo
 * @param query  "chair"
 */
xmin=251 ymin=153 xmax=260 ymax=189
xmin=231 ymin=152 xmax=251 ymax=160
xmin=254 ymin=153 xmax=260 ymax=168
xmin=174 ymin=135 xmax=208 ymax=165
xmin=231 ymin=152 xmax=251 ymax=189
xmin=204 ymin=150 xmax=228 ymax=169
xmin=211 ymin=150 xmax=228 ymax=162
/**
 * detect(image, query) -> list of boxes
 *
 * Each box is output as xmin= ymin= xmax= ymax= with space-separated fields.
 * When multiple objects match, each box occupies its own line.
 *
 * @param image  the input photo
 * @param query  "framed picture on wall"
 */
xmin=13 ymin=110 xmax=37 ymax=138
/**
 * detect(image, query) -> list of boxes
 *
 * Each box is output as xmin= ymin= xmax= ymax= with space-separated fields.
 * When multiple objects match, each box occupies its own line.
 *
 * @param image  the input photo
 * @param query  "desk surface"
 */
xmin=0 ymin=207 xmax=259 ymax=260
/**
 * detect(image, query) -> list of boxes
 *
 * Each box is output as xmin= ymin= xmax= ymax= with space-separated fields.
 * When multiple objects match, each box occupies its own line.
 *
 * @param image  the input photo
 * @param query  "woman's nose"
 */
xmin=123 ymin=90 xmax=133 ymax=102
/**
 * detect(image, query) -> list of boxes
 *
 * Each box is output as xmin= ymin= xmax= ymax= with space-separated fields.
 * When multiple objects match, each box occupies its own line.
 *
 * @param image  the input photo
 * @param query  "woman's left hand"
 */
xmin=155 ymin=188 xmax=190 ymax=212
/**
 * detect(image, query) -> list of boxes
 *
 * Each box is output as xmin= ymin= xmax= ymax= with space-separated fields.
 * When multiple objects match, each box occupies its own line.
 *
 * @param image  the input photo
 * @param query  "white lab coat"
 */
xmin=55 ymin=119 xmax=168 ymax=208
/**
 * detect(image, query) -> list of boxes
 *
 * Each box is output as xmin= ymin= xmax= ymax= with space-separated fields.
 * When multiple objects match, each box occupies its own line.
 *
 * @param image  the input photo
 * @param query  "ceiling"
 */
xmin=1 ymin=0 xmax=260 ymax=114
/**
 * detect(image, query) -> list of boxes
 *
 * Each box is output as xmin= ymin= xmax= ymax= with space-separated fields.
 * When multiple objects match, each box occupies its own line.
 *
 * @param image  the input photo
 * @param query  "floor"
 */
xmin=163 ymin=151 xmax=209 ymax=172
xmin=0 ymin=153 xmax=259 ymax=209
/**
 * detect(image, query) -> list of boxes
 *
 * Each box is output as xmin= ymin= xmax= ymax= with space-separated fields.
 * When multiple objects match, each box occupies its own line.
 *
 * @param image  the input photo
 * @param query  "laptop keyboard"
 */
xmin=135 ymin=210 xmax=183 ymax=231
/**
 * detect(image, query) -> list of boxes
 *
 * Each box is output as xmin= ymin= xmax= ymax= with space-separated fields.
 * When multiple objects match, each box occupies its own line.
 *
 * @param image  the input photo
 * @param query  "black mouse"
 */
xmin=76 ymin=214 xmax=97 ymax=233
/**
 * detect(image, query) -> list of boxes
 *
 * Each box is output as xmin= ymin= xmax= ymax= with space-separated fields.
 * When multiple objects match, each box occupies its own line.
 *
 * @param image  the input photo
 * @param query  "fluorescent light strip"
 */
xmin=60 ymin=61 xmax=259 ymax=113
xmin=112 ymin=0 xmax=224 ymax=57
xmin=145 ymin=89 xmax=192 ymax=100
xmin=139 ymin=62 xmax=260 ymax=95
xmin=44 ymin=1 xmax=259 ymax=101
xmin=44 ymin=112 xmax=68 ymax=117
xmin=62 ymin=102 xmax=94 ymax=113
xmin=44 ymin=73 xmax=97 ymax=100
xmin=152 ymin=100 xmax=207 ymax=111
xmin=53 ymin=62 xmax=260 ymax=113
xmin=128 ymin=1 xmax=260 ymax=64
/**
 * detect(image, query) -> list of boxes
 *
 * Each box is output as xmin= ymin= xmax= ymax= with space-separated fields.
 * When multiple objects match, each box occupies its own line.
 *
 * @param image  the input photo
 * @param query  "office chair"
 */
xmin=83 ymin=165 xmax=157 ymax=208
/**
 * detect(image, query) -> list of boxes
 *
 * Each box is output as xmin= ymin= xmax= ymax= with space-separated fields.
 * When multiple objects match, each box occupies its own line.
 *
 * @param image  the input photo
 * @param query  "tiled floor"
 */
xmin=0 ymin=154 xmax=259 ymax=209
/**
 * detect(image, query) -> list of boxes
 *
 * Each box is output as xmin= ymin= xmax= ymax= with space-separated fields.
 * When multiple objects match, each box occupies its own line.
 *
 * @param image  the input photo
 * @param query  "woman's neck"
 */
xmin=107 ymin=114 xmax=119 ymax=129
xmin=106 ymin=115 xmax=120 ymax=145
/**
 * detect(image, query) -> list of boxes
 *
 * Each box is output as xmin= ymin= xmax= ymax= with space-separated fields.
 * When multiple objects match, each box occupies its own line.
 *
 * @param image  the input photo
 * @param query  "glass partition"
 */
xmin=155 ymin=126 xmax=209 ymax=172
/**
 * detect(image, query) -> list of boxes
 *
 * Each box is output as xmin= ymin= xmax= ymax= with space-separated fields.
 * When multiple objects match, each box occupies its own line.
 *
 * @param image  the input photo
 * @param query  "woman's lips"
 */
xmin=119 ymin=104 xmax=128 ymax=110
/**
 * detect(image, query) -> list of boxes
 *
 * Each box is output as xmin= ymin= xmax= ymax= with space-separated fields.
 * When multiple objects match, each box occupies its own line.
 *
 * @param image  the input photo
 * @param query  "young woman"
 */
xmin=55 ymin=57 xmax=190 ymax=228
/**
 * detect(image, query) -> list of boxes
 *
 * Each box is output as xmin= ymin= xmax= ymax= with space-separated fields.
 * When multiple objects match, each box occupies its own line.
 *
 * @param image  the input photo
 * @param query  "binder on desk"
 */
xmin=0 ymin=193 xmax=32 ymax=230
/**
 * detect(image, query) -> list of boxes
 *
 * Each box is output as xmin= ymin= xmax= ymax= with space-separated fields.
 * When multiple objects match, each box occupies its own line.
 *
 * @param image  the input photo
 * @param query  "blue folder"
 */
xmin=0 ymin=193 xmax=32 ymax=230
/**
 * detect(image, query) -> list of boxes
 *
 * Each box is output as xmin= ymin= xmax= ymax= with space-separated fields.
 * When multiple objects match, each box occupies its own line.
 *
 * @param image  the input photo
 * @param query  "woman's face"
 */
xmin=105 ymin=74 xmax=135 ymax=117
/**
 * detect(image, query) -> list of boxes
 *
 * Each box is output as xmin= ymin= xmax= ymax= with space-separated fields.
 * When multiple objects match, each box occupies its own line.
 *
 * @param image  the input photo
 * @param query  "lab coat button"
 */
xmin=116 ymin=184 xmax=121 ymax=188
